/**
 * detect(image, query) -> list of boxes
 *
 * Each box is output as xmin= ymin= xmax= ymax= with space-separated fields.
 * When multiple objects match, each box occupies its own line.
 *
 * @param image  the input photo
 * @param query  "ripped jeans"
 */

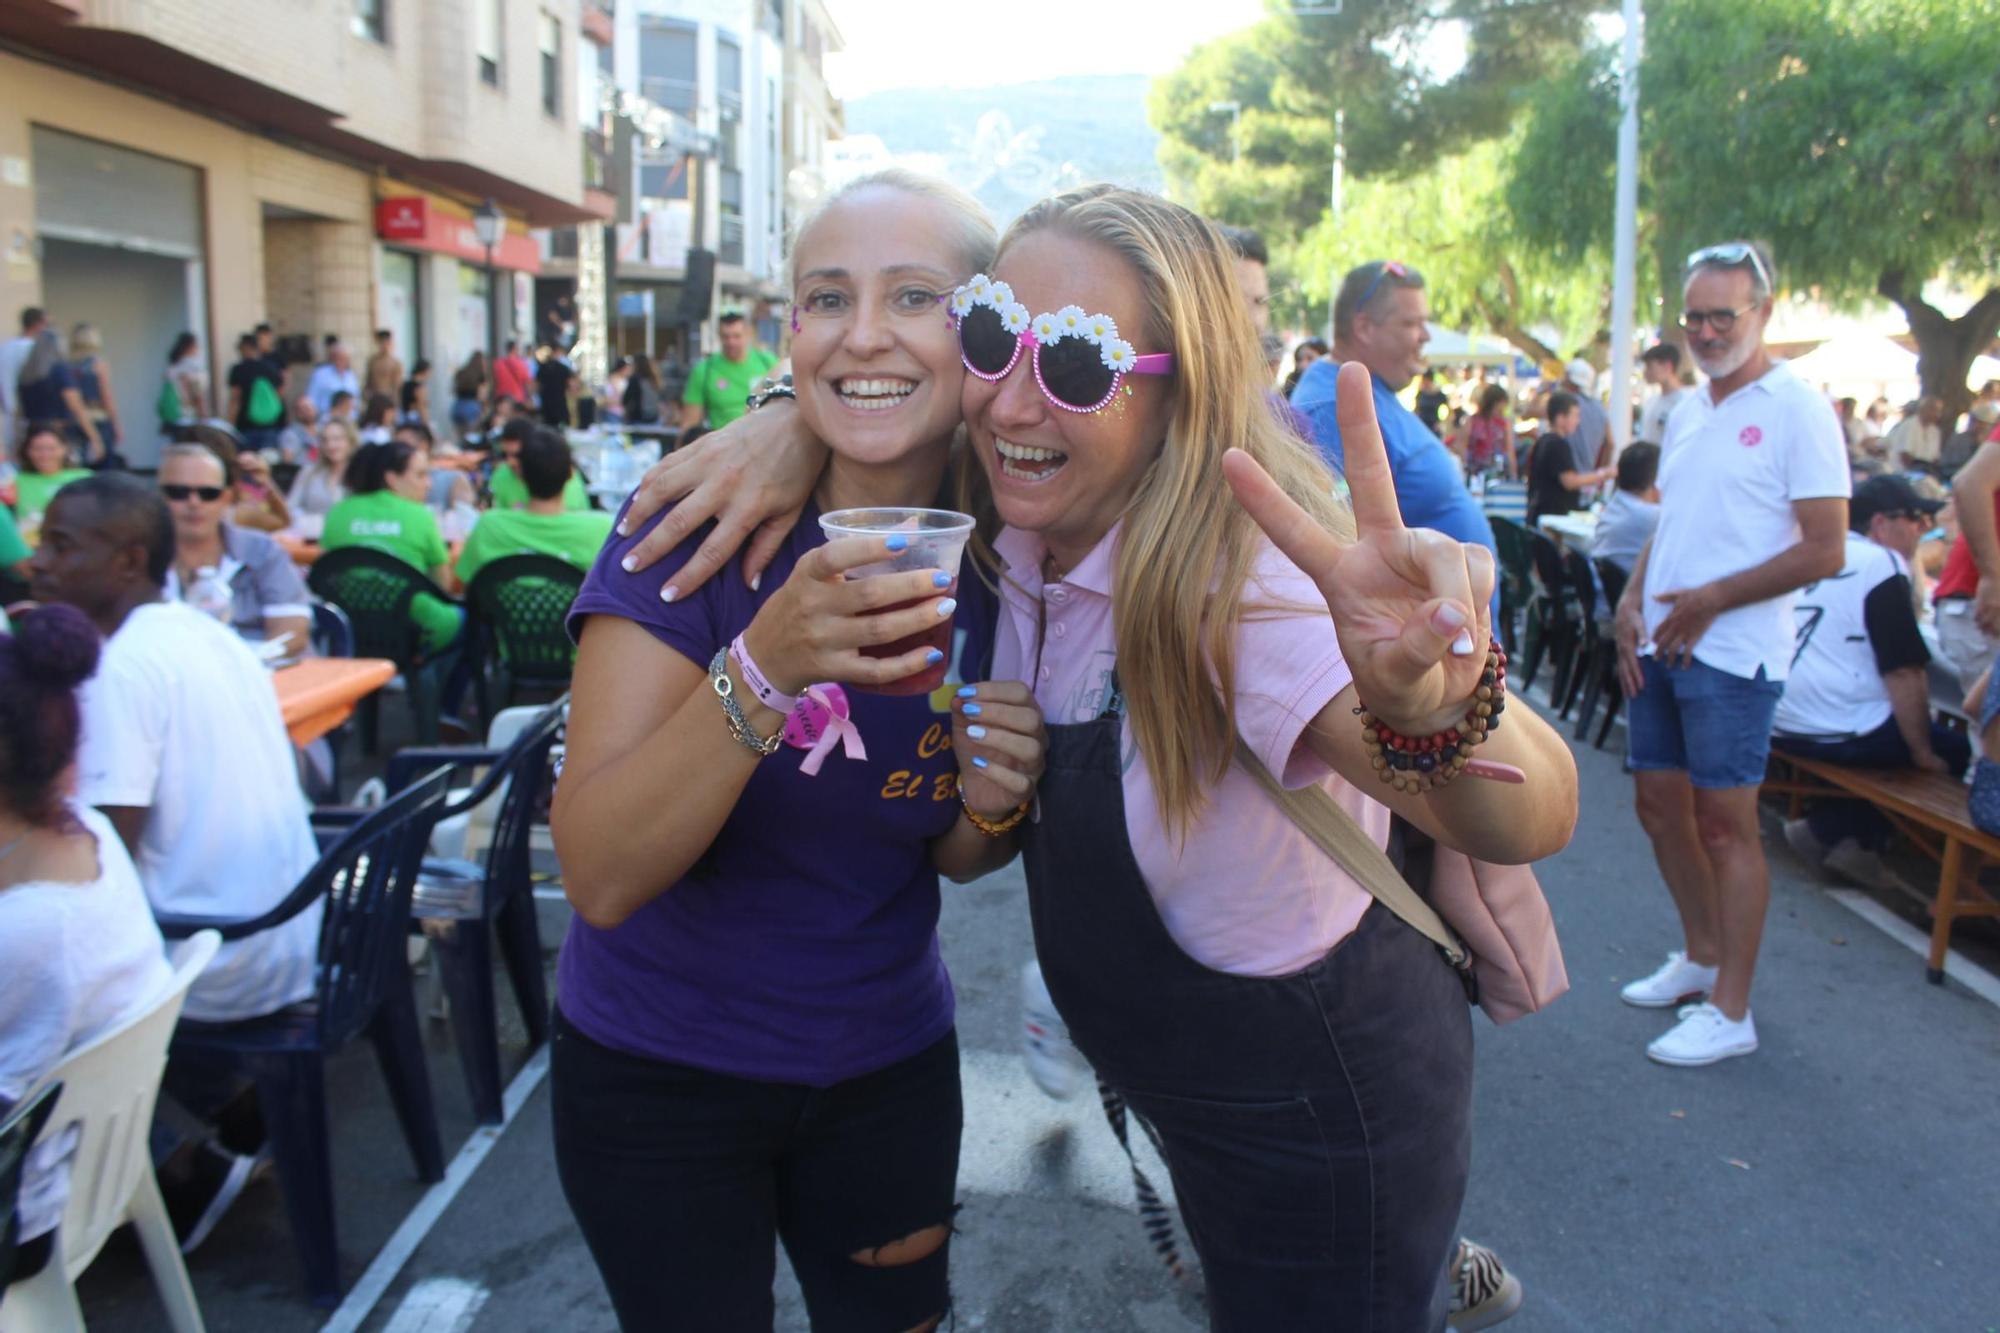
xmin=551 ymin=1008 xmax=959 ymax=1332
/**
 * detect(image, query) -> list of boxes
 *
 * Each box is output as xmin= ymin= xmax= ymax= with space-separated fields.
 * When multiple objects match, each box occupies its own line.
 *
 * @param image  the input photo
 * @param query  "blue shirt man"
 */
xmin=1291 ymin=357 xmax=1499 ymax=609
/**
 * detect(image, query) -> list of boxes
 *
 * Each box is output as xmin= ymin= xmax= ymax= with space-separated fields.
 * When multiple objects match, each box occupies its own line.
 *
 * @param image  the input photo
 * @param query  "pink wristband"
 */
xmin=730 ymin=633 xmax=798 ymax=715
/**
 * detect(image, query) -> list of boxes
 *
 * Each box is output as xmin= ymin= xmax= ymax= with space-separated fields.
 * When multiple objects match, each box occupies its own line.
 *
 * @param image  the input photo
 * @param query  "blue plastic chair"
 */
xmin=154 ymin=765 xmax=454 ymax=1307
xmin=386 ymin=699 xmax=565 ymax=1124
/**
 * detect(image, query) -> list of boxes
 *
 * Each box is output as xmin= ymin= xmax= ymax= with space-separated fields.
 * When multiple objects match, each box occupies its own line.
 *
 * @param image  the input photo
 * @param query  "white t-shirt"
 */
xmin=1636 ymin=386 xmax=1688 ymax=446
xmin=0 ymin=804 xmax=174 ymax=1105
xmin=1774 ymin=534 xmax=1927 ymax=741
xmin=1643 ymin=361 xmax=1851 ymax=681
xmin=75 ymin=601 xmax=322 ymax=1022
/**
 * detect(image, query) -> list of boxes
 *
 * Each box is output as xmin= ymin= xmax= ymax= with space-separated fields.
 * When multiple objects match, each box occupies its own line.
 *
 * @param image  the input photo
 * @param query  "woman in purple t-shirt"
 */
xmin=550 ymin=171 xmax=1045 ymax=1332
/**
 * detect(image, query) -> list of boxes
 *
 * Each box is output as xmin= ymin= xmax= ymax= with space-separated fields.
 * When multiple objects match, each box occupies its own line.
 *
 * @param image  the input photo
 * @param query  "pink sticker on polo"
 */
xmin=1740 ymin=425 xmax=1763 ymax=447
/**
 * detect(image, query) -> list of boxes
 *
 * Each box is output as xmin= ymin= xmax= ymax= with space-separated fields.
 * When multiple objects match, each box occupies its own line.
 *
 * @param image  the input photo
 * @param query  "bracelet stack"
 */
xmin=1357 ymin=641 xmax=1507 ymax=795
xmin=709 ymin=649 xmax=783 ymax=757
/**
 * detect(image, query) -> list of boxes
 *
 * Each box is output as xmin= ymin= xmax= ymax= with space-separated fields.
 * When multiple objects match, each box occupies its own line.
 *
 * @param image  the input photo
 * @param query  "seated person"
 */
xmin=321 ymin=440 xmax=465 ymax=655
xmin=11 ymin=422 xmax=91 ymax=539
xmin=156 ymin=444 xmax=311 ymax=657
xmin=31 ymin=476 xmax=324 ymax=1247
xmin=392 ymin=419 xmax=478 ymax=515
xmin=178 ymin=422 xmax=291 ymax=533
xmin=1525 ymin=392 xmax=1613 ymax=526
xmin=1774 ymin=475 xmax=1971 ymax=889
xmin=0 ymin=605 xmax=174 ymax=1283
xmin=275 ymin=395 xmax=319 ymax=464
xmin=456 ymin=426 xmax=615 ymax=586
xmin=1590 ymin=441 xmax=1662 ymax=576
xmin=487 ymin=417 xmax=590 ymax=511
xmin=285 ymin=418 xmax=357 ymax=532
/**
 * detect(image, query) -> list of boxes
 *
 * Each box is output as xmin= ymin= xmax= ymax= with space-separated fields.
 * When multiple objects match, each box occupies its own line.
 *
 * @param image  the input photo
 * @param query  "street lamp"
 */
xmin=472 ymin=198 xmax=504 ymax=358
xmin=1207 ymin=99 xmax=1242 ymax=163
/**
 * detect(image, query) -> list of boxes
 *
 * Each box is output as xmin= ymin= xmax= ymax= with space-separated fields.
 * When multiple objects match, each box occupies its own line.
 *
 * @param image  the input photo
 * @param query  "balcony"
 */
xmin=639 ymin=75 xmax=698 ymax=119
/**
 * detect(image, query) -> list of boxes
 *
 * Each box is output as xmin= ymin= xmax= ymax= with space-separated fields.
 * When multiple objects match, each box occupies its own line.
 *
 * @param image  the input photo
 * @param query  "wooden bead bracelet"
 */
xmin=1357 ymin=642 xmax=1507 ymax=795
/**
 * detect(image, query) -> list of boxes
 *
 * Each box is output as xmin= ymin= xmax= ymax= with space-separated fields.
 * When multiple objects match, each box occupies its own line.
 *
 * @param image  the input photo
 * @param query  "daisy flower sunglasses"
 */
xmin=948 ymin=274 xmax=1174 ymax=414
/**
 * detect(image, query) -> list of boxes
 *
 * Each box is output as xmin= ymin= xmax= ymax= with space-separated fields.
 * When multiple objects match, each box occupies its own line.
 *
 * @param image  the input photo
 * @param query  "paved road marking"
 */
xmin=1827 ymin=888 xmax=2000 ymax=1009
xmin=320 ymin=1046 xmax=551 ymax=1333
xmin=378 ymin=1277 xmax=489 ymax=1333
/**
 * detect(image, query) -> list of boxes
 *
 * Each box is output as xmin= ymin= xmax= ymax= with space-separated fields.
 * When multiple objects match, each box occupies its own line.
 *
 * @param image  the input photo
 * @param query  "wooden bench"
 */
xmin=1765 ymin=752 xmax=2000 ymax=983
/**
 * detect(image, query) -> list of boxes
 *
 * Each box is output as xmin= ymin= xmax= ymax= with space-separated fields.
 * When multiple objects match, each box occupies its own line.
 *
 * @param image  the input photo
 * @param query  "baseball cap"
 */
xmin=1564 ymin=359 xmax=1596 ymax=392
xmin=1849 ymin=475 xmax=1944 ymax=531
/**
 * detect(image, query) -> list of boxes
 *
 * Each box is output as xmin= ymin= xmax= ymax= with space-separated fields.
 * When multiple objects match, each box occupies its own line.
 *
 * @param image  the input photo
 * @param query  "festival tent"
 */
xmin=1785 ymin=334 xmax=1919 ymax=401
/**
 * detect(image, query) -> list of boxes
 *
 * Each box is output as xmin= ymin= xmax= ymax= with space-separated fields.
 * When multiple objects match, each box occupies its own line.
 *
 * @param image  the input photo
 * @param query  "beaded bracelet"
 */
xmin=962 ymin=796 xmax=1031 ymax=836
xmin=1357 ymin=641 xmax=1507 ymax=795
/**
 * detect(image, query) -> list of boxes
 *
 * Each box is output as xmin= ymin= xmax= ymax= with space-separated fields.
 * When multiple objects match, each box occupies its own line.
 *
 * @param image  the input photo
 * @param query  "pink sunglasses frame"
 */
xmin=956 ymin=323 xmax=1174 ymax=414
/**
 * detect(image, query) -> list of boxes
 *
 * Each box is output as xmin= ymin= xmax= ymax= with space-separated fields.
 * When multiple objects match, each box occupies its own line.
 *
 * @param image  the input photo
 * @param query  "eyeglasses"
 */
xmin=949 ymin=274 xmax=1174 ymax=414
xmin=1687 ymin=243 xmax=1773 ymax=297
xmin=160 ymin=484 xmax=225 ymax=502
xmin=1352 ymin=260 xmax=1412 ymax=313
xmin=1678 ymin=304 xmax=1759 ymax=335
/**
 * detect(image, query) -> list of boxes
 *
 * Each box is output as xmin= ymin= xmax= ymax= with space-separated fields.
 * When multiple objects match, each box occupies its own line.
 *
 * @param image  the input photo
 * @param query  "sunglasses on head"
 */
xmin=1352 ymin=260 xmax=1412 ymax=312
xmin=1687 ymin=243 xmax=1773 ymax=298
xmin=949 ymin=275 xmax=1173 ymax=414
xmin=161 ymin=484 xmax=225 ymax=502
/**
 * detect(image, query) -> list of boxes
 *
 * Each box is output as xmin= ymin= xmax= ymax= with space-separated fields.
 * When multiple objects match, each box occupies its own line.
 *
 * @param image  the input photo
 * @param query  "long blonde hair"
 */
xmin=998 ymin=186 xmax=1355 ymax=837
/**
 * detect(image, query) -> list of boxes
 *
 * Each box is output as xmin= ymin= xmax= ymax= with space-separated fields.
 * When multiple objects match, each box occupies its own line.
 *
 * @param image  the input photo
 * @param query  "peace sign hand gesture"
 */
xmin=1223 ymin=362 xmax=1496 ymax=736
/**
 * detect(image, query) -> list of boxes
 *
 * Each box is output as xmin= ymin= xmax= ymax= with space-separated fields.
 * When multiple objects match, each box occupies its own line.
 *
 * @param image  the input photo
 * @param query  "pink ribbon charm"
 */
xmin=783 ymin=683 xmax=867 ymax=776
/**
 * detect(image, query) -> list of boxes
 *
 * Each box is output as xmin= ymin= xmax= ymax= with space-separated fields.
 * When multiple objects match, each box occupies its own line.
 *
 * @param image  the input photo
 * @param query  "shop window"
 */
xmin=353 ymin=0 xmax=386 ymax=43
xmin=540 ymin=12 xmax=562 ymax=117
xmin=478 ymin=0 xmax=503 ymax=86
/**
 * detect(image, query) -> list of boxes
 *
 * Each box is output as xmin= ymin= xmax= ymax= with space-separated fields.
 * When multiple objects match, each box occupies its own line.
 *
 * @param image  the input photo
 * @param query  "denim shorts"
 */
xmin=1627 ymin=655 xmax=1784 ymax=789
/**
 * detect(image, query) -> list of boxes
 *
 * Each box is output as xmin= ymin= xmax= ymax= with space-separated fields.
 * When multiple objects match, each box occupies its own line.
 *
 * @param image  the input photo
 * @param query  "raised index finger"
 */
xmin=1333 ymin=360 xmax=1405 ymax=537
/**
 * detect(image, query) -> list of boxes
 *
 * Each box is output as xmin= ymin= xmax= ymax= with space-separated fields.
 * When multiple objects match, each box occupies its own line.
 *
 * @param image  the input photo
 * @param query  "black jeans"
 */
xmin=1775 ymin=717 xmax=1972 ymax=851
xmin=550 ymin=1008 xmax=960 ymax=1333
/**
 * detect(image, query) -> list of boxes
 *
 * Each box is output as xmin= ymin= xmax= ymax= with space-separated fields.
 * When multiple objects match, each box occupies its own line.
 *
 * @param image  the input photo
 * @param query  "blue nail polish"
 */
xmin=936 ymin=598 xmax=957 ymax=618
xmin=963 ymin=702 xmax=982 ymax=716
xmin=972 ymin=756 xmax=990 ymax=769
xmin=957 ymin=685 xmax=978 ymax=698
xmin=925 ymin=648 xmax=944 ymax=664
xmin=932 ymin=571 xmax=952 ymax=588
xmin=966 ymin=725 xmax=988 ymax=740
xmin=886 ymin=534 xmax=910 ymax=552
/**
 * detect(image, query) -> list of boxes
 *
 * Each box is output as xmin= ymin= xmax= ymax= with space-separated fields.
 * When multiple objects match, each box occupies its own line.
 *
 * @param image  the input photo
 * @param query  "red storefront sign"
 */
xmin=374 ymin=196 xmax=541 ymax=274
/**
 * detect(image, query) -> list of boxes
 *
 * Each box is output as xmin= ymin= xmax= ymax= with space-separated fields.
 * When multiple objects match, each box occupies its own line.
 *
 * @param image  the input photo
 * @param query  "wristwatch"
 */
xmin=746 ymin=374 xmax=796 ymax=414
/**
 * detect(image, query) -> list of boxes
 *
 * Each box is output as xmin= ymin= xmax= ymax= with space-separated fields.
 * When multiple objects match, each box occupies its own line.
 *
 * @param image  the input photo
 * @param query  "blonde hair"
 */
xmin=999 ymin=185 xmax=1355 ymax=837
xmin=786 ymin=168 xmax=996 ymax=292
xmin=317 ymin=417 xmax=358 ymax=461
xmin=69 ymin=323 xmax=101 ymax=355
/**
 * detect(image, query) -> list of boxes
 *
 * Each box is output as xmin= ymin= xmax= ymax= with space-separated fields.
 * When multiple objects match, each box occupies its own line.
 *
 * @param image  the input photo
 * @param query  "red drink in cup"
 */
xmin=819 ymin=507 xmax=977 ymax=696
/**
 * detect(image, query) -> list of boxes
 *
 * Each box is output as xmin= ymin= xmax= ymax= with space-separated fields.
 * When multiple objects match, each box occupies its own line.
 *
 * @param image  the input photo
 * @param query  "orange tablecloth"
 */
xmin=276 ymin=532 xmax=322 ymax=567
xmin=274 ymin=658 xmax=396 ymax=745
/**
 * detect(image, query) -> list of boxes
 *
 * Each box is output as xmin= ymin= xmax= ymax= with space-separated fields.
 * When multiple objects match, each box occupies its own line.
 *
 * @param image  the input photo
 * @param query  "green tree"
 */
xmin=1151 ymin=0 xmax=1606 ymax=333
xmin=1512 ymin=0 xmax=2000 ymax=418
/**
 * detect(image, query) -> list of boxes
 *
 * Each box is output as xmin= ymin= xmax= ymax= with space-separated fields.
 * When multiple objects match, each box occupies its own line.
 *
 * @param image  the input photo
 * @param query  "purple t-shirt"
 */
xmin=559 ymin=501 xmax=996 ymax=1086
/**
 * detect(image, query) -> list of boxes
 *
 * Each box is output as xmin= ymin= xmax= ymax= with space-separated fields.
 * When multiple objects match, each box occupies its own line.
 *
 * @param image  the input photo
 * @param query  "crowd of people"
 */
xmin=3 ymin=156 xmax=1998 ymax=1333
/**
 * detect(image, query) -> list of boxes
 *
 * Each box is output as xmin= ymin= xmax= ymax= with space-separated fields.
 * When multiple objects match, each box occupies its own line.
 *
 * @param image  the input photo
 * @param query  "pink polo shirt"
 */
xmin=993 ymin=523 xmax=1384 ymax=977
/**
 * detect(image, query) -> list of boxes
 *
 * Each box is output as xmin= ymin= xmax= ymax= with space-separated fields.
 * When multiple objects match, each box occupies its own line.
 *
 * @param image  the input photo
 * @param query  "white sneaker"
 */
xmin=1619 ymin=951 xmax=1718 ymax=1009
xmin=1646 ymin=1002 xmax=1758 ymax=1066
xmin=1782 ymin=818 xmax=1829 ymax=868
xmin=1020 ymin=959 xmax=1086 ymax=1100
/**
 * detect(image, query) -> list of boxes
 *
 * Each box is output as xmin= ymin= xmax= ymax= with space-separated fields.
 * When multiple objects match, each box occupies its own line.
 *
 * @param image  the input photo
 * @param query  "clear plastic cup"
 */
xmin=818 ymin=507 xmax=976 ymax=695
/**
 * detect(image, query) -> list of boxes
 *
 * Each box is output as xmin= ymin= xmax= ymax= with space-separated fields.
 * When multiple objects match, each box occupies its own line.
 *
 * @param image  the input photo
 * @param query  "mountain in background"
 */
xmin=840 ymin=75 xmax=1164 ymax=224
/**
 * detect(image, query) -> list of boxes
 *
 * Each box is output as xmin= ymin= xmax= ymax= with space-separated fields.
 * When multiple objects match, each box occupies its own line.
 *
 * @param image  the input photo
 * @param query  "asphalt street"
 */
xmin=71 ymin=692 xmax=2000 ymax=1332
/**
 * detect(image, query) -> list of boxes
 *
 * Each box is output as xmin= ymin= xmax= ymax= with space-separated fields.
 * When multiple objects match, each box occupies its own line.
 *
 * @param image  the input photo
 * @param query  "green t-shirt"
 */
xmin=0 ymin=506 xmax=28 ymax=570
xmin=320 ymin=490 xmax=462 ymax=653
xmin=455 ymin=508 xmax=614 ymax=586
xmin=488 ymin=463 xmax=589 ymax=512
xmin=13 ymin=469 xmax=92 ymax=524
xmin=682 ymin=348 xmax=778 ymax=429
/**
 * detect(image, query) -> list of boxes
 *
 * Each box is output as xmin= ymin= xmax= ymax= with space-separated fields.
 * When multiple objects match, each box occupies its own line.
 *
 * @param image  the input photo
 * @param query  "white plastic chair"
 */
xmin=0 ymin=931 xmax=222 ymax=1333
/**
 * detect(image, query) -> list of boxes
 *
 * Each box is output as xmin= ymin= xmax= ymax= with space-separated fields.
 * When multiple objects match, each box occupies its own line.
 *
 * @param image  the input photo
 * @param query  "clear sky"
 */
xmin=822 ymin=0 xmax=1272 ymax=100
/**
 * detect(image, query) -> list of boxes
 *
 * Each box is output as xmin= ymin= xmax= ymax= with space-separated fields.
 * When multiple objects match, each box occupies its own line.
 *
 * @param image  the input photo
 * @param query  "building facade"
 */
xmin=0 ymin=0 xmax=600 ymax=462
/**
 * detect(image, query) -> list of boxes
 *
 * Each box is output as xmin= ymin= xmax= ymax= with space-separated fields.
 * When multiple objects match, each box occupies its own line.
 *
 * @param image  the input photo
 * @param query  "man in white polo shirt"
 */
xmin=1612 ymin=241 xmax=1850 ymax=1067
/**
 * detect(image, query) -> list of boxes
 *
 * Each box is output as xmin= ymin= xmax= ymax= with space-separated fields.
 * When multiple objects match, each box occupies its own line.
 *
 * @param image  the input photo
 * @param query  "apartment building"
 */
xmin=0 ymin=0 xmax=601 ymax=461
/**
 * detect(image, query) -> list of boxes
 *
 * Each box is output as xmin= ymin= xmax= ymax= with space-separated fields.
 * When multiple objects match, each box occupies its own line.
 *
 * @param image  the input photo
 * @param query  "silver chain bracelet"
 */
xmin=709 ymin=649 xmax=783 ymax=756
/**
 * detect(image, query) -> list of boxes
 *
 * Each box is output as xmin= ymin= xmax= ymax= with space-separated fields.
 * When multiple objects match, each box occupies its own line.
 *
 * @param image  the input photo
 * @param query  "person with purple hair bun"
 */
xmin=0 ymin=603 xmax=173 ymax=1285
